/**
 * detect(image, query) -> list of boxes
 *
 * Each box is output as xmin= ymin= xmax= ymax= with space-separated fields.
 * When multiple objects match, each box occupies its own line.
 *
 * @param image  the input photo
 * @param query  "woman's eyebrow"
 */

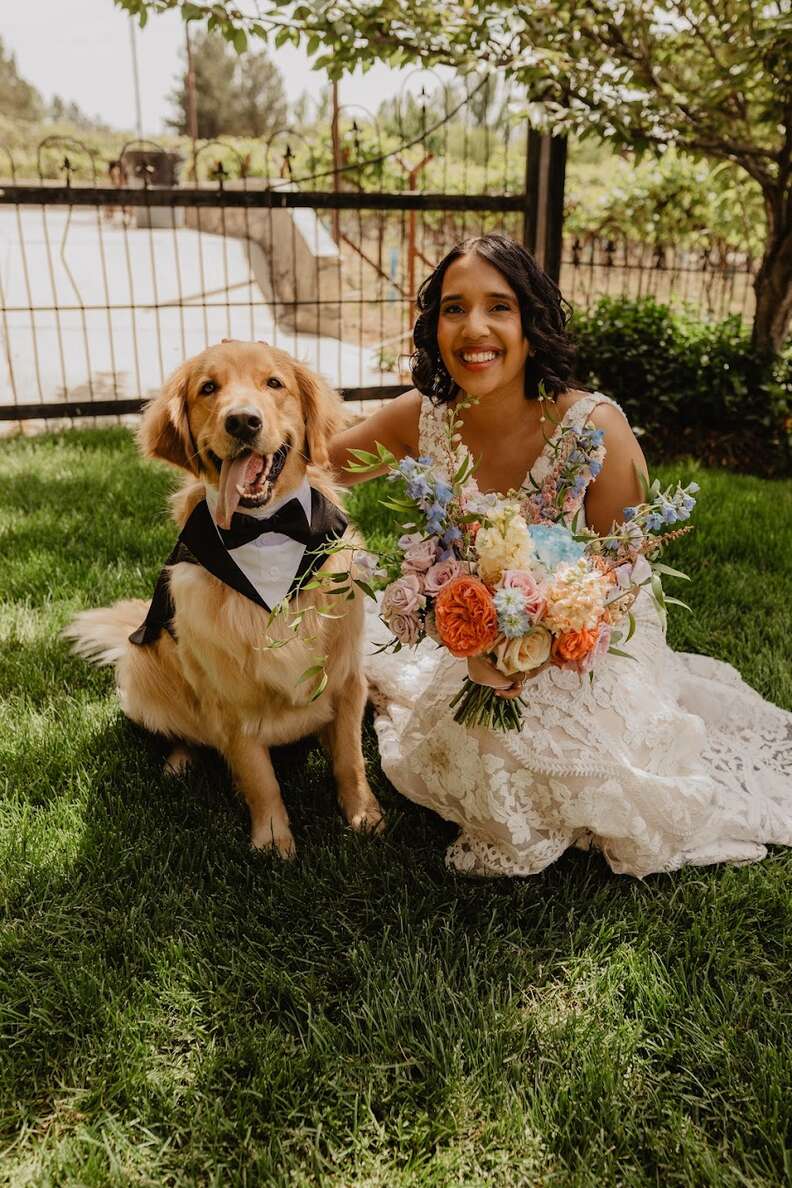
xmin=440 ymin=291 xmax=514 ymax=302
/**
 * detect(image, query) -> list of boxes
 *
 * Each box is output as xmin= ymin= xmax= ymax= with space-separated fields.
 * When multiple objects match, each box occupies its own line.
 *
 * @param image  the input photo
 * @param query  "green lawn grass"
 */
xmin=1 ymin=428 xmax=791 ymax=1187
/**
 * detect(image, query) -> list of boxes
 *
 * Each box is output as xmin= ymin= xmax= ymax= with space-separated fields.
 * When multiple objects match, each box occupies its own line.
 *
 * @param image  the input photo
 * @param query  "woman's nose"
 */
xmin=462 ymin=308 xmax=489 ymax=338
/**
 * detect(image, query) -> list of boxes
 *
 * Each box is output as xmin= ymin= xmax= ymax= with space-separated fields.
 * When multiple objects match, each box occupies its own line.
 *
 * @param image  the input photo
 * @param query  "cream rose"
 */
xmin=493 ymin=625 xmax=552 ymax=675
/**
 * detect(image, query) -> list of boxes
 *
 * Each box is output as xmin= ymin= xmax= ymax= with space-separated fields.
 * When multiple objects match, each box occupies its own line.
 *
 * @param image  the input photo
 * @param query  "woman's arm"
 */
xmin=584 ymin=403 xmax=649 ymax=535
xmin=328 ymin=389 xmax=423 ymax=486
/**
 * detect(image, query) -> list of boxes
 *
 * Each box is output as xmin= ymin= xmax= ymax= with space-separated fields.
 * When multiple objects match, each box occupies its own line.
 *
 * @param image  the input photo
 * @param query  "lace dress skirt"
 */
xmin=365 ymin=591 xmax=792 ymax=878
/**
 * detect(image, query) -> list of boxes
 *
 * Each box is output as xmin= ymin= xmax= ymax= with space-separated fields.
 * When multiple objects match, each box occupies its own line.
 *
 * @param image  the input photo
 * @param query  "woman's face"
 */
xmin=436 ymin=252 xmax=531 ymax=400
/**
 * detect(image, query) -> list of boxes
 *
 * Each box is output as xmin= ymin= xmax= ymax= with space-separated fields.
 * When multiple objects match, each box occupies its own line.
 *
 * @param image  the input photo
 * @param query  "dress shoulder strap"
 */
xmin=572 ymin=389 xmax=626 ymax=427
xmin=565 ymin=389 xmax=625 ymax=430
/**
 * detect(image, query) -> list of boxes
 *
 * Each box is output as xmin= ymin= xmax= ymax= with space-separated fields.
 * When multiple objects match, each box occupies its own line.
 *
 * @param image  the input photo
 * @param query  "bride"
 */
xmin=329 ymin=233 xmax=792 ymax=878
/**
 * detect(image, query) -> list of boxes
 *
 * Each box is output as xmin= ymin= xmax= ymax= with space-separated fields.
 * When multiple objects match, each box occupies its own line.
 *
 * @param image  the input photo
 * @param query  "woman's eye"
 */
xmin=491 ymin=303 xmax=511 ymax=312
xmin=267 ymin=376 xmax=284 ymax=389
xmin=442 ymin=304 xmax=463 ymax=315
xmin=200 ymin=380 xmax=216 ymax=395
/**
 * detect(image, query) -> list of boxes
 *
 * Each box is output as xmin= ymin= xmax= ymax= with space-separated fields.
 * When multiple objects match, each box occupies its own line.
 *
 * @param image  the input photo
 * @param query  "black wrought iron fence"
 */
xmin=561 ymin=235 xmax=757 ymax=323
xmin=0 ymin=69 xmax=758 ymax=428
xmin=0 ymin=73 xmax=543 ymax=426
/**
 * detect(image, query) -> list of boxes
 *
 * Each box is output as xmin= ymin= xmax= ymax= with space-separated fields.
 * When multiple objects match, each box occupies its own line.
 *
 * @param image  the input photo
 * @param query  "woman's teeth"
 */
xmin=461 ymin=350 xmax=499 ymax=363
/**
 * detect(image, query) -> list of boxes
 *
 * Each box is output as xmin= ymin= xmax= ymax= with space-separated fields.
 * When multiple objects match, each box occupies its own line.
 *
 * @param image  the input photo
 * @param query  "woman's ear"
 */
xmin=138 ymin=362 xmax=199 ymax=474
xmin=293 ymin=362 xmax=344 ymax=468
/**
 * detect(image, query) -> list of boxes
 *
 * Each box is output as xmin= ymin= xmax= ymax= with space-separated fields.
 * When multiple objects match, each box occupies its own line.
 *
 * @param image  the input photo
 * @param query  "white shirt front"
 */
xmin=204 ymin=479 xmax=313 ymax=608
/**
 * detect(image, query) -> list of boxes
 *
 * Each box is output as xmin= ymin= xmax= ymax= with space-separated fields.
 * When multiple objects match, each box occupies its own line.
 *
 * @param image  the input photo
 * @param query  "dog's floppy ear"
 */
xmin=138 ymin=362 xmax=198 ymax=474
xmin=293 ymin=362 xmax=344 ymax=468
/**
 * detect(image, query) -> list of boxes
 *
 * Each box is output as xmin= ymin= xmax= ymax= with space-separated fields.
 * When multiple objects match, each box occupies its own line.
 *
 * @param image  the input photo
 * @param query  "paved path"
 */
xmin=0 ymin=207 xmax=396 ymax=416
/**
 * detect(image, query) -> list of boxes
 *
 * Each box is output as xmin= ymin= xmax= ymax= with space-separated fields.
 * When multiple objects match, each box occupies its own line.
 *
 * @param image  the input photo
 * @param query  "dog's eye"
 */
xmin=267 ymin=376 xmax=284 ymax=390
xmin=200 ymin=380 xmax=217 ymax=396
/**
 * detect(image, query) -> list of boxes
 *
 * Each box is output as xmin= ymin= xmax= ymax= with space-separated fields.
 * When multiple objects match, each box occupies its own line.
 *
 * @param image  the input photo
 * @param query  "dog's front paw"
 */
xmin=163 ymin=744 xmax=192 ymax=777
xmin=341 ymin=785 xmax=385 ymax=835
xmin=251 ymin=821 xmax=297 ymax=859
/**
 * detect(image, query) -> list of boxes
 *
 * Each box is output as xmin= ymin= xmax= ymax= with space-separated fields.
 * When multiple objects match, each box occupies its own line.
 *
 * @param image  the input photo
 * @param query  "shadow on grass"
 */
xmin=5 ymin=679 xmax=792 ymax=1182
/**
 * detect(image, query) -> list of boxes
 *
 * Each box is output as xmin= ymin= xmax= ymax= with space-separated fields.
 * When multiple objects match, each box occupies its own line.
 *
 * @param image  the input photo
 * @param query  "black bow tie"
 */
xmin=218 ymin=496 xmax=315 ymax=549
xmin=129 ymin=487 xmax=348 ymax=648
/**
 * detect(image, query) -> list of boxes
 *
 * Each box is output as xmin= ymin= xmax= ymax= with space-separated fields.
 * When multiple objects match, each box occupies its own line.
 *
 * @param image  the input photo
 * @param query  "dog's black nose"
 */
xmin=225 ymin=409 xmax=263 ymax=440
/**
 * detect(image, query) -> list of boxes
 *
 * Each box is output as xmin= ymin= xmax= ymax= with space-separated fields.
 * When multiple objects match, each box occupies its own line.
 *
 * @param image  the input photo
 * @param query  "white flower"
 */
xmin=475 ymin=504 xmax=535 ymax=585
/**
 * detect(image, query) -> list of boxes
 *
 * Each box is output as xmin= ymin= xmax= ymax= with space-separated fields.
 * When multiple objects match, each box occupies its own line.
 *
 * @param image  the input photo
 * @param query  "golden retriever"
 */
xmin=65 ymin=340 xmax=382 ymax=857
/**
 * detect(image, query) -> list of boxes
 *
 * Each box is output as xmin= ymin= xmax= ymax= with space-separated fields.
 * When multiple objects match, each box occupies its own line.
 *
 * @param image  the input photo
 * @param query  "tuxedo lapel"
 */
xmin=129 ymin=485 xmax=349 ymax=648
xmin=292 ymin=488 xmax=349 ymax=588
xmin=180 ymin=500 xmax=269 ymax=609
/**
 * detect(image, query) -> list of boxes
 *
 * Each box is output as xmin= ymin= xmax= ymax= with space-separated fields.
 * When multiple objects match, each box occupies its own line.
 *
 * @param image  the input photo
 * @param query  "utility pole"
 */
xmin=185 ymin=20 xmax=199 ymax=180
xmin=129 ymin=16 xmax=143 ymax=138
xmin=330 ymin=79 xmax=341 ymax=243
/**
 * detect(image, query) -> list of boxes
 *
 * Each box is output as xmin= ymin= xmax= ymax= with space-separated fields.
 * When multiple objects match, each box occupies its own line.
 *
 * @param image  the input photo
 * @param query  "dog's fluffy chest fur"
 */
xmin=168 ymin=546 xmax=363 ymax=746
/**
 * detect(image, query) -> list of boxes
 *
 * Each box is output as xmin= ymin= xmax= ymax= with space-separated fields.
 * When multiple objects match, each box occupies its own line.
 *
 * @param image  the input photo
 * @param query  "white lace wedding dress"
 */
xmin=365 ymin=392 xmax=792 ymax=878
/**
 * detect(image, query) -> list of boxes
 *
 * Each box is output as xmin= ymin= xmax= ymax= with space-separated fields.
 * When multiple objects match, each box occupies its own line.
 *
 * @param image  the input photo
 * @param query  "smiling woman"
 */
xmin=412 ymin=235 xmax=576 ymax=405
xmin=327 ymin=232 xmax=792 ymax=881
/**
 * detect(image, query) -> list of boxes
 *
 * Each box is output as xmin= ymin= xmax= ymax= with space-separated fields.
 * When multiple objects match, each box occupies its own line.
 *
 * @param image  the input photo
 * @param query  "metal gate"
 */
xmin=0 ymin=74 xmax=564 ymax=424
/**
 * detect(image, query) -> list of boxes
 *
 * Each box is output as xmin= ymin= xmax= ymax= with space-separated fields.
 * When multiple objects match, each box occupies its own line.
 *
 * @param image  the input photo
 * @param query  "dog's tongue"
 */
xmin=215 ymin=452 xmax=264 ymax=529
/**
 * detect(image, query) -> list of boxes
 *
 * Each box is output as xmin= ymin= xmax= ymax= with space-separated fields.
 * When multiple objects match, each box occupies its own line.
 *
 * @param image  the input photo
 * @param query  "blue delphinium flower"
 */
xmin=494 ymin=587 xmax=532 ymax=638
xmin=589 ymin=459 xmax=602 ymax=477
xmin=646 ymin=512 xmax=663 ymax=532
xmin=397 ymin=457 xmax=418 ymax=478
xmin=528 ymin=523 xmax=586 ymax=569
xmin=579 ymin=427 xmax=605 ymax=449
xmin=622 ymin=506 xmax=637 ymax=521
xmin=406 ymin=474 xmax=431 ymax=502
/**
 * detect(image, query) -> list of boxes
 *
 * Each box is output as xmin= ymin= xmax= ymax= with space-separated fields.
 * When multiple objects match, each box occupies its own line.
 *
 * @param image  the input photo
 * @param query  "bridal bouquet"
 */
xmin=347 ymin=400 xmax=698 ymax=731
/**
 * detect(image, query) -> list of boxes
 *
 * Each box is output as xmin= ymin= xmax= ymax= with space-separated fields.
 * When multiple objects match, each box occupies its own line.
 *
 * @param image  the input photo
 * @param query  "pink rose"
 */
xmin=399 ymin=533 xmax=438 ymax=573
xmin=578 ymin=621 xmax=613 ymax=676
xmin=387 ymin=610 xmax=422 ymax=646
xmin=382 ymin=573 xmax=425 ymax=618
xmin=501 ymin=569 xmax=546 ymax=622
xmin=424 ymin=557 xmax=463 ymax=595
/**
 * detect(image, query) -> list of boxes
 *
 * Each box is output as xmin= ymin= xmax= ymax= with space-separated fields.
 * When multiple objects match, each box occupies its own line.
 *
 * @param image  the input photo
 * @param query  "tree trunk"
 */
xmin=752 ymin=194 xmax=792 ymax=356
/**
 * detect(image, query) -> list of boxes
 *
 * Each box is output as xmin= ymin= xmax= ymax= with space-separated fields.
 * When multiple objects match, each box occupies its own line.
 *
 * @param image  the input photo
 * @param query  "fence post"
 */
xmin=523 ymin=129 xmax=567 ymax=284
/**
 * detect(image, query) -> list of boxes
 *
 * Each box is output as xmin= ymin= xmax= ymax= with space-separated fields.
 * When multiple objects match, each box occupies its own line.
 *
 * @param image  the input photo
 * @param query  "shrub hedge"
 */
xmin=570 ymin=297 xmax=791 ymax=475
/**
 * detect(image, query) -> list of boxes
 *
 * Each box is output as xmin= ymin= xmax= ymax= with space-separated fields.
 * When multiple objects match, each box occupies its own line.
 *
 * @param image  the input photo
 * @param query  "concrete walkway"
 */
xmin=0 ymin=207 xmax=397 ymax=417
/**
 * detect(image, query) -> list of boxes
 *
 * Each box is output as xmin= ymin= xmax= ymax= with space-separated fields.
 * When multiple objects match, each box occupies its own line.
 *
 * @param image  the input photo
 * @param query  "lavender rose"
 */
xmin=387 ymin=610 xmax=423 ymax=646
xmin=382 ymin=573 xmax=426 ymax=618
xmin=399 ymin=532 xmax=438 ymax=573
xmin=424 ymin=557 xmax=463 ymax=595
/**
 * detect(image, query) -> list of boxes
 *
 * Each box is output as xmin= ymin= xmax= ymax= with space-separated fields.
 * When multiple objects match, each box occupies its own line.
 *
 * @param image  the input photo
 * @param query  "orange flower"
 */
xmin=552 ymin=626 xmax=598 ymax=663
xmin=435 ymin=576 xmax=499 ymax=658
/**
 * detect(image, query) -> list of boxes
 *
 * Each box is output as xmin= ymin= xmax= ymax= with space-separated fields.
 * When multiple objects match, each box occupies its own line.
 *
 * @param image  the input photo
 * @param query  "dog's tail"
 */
xmin=63 ymin=600 xmax=148 ymax=667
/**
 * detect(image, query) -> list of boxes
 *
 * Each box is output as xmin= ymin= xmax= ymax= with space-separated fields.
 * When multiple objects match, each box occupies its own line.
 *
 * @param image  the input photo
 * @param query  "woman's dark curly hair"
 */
xmin=410 ymin=233 xmax=576 ymax=404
